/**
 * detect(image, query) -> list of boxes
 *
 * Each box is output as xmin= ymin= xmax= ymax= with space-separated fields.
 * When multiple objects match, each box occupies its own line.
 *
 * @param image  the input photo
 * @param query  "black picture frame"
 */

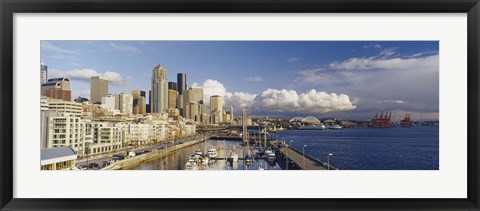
xmin=1 ymin=0 xmax=479 ymax=210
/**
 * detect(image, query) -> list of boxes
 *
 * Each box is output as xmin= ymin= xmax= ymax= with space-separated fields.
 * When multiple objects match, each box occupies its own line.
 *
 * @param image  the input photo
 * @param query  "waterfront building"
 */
xmin=151 ymin=65 xmax=168 ymax=113
xmin=116 ymin=93 xmax=133 ymax=115
xmin=168 ymin=82 xmax=178 ymax=91
xmin=132 ymin=90 xmax=147 ymax=115
xmin=115 ymin=123 xmax=152 ymax=147
xmin=210 ymin=95 xmax=223 ymax=124
xmin=168 ymin=108 xmax=180 ymax=120
xmin=168 ymin=89 xmax=178 ymax=109
xmin=40 ymin=63 xmax=48 ymax=85
xmin=185 ymin=101 xmax=200 ymax=122
xmin=41 ymin=96 xmax=49 ymax=111
xmin=41 ymin=77 xmax=71 ymax=101
xmin=40 ymin=147 xmax=77 ymax=170
xmin=90 ymin=76 xmax=108 ymax=104
xmin=44 ymin=112 xmax=86 ymax=155
xmin=89 ymin=124 xmax=125 ymax=155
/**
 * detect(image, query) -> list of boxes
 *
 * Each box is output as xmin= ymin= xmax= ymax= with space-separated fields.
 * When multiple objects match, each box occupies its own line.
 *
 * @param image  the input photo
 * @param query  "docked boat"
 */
xmin=327 ymin=124 xmax=343 ymax=130
xmin=207 ymin=147 xmax=218 ymax=159
xmin=228 ymin=152 xmax=239 ymax=162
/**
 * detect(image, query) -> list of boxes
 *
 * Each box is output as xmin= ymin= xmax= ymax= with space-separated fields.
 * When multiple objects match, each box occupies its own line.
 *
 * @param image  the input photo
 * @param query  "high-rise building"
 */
xmin=132 ymin=90 xmax=147 ymax=115
xmin=168 ymin=82 xmax=178 ymax=91
xmin=40 ymin=63 xmax=48 ymax=84
xmin=116 ymin=93 xmax=133 ymax=115
xmin=210 ymin=95 xmax=223 ymax=124
xmin=168 ymin=89 xmax=178 ymax=109
xmin=151 ymin=65 xmax=168 ymax=113
xmin=183 ymin=87 xmax=203 ymax=121
xmin=41 ymin=77 xmax=71 ymax=101
xmin=90 ymin=76 xmax=108 ymax=104
xmin=177 ymin=73 xmax=187 ymax=95
xmin=177 ymin=73 xmax=187 ymax=116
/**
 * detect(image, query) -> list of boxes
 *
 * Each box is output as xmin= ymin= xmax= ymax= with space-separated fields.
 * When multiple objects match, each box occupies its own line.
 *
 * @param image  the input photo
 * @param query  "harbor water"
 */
xmin=124 ymin=126 xmax=438 ymax=170
xmin=124 ymin=139 xmax=282 ymax=170
xmin=281 ymin=126 xmax=439 ymax=170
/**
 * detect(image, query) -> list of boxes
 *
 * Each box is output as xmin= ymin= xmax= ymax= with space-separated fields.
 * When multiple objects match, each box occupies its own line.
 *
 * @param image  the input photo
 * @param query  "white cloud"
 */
xmin=378 ymin=47 xmax=398 ymax=57
xmin=287 ymin=57 xmax=301 ymax=63
xmin=253 ymin=89 xmax=356 ymax=114
xmin=109 ymin=42 xmax=140 ymax=55
xmin=41 ymin=41 xmax=80 ymax=55
xmin=49 ymin=68 xmax=131 ymax=86
xmin=328 ymin=54 xmax=438 ymax=71
xmin=243 ymin=76 xmax=263 ymax=82
xmin=191 ymin=79 xmax=355 ymax=115
xmin=363 ymin=44 xmax=382 ymax=49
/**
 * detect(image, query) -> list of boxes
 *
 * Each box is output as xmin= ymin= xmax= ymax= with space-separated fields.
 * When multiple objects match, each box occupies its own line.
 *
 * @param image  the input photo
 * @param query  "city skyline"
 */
xmin=41 ymin=41 xmax=439 ymax=121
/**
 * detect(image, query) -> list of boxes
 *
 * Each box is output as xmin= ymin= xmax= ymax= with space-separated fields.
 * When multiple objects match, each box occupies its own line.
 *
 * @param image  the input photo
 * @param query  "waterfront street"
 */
xmin=75 ymin=134 xmax=208 ymax=168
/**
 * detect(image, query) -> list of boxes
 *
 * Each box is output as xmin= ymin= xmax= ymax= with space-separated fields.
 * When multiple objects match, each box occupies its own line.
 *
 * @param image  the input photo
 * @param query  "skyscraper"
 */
xmin=183 ymin=87 xmax=204 ymax=121
xmin=177 ymin=73 xmax=187 ymax=95
xmin=90 ymin=76 xmax=108 ymax=104
xmin=177 ymin=73 xmax=186 ymax=116
xmin=168 ymin=89 xmax=178 ymax=109
xmin=210 ymin=95 xmax=223 ymax=124
xmin=116 ymin=93 xmax=133 ymax=115
xmin=40 ymin=63 xmax=48 ymax=85
xmin=132 ymin=90 xmax=146 ymax=115
xmin=151 ymin=65 xmax=168 ymax=113
xmin=168 ymin=82 xmax=178 ymax=91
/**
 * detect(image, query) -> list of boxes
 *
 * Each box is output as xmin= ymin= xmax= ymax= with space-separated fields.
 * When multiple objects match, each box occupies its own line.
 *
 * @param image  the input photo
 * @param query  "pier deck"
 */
xmin=272 ymin=142 xmax=335 ymax=170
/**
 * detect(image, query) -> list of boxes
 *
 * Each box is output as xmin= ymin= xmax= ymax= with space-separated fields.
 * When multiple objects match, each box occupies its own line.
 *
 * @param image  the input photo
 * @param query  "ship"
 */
xmin=298 ymin=124 xmax=326 ymax=130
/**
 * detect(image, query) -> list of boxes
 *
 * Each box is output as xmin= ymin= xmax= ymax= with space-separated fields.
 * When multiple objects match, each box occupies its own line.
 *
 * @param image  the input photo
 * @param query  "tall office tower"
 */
xmin=168 ymin=89 xmax=178 ymax=109
xmin=40 ymin=63 xmax=48 ymax=84
xmin=116 ymin=93 xmax=133 ymax=115
xmin=132 ymin=90 xmax=147 ymax=115
xmin=183 ymin=87 xmax=203 ymax=121
xmin=90 ymin=76 xmax=108 ymax=104
xmin=177 ymin=73 xmax=187 ymax=116
xmin=41 ymin=77 xmax=72 ymax=101
xmin=151 ymin=65 xmax=168 ymax=113
xmin=185 ymin=101 xmax=199 ymax=121
xmin=177 ymin=73 xmax=187 ymax=95
xmin=168 ymin=82 xmax=178 ymax=91
xmin=210 ymin=95 xmax=223 ymax=124
xmin=230 ymin=106 xmax=234 ymax=123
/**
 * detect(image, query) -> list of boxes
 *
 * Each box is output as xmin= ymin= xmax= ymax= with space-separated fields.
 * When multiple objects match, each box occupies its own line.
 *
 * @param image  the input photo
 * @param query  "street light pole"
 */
xmin=302 ymin=145 xmax=307 ymax=169
xmin=327 ymin=153 xmax=333 ymax=170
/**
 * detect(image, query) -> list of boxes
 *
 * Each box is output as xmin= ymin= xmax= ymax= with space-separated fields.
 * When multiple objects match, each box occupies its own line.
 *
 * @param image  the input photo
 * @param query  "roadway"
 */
xmin=76 ymin=134 xmax=210 ymax=169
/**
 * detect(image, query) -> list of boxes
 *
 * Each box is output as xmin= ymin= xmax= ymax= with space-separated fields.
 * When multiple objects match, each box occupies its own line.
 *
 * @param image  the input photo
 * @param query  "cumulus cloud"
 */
xmin=109 ymin=42 xmax=140 ymax=55
xmin=253 ymin=89 xmax=356 ymax=114
xmin=243 ymin=76 xmax=263 ymax=82
xmin=49 ymin=68 xmax=131 ymax=86
xmin=191 ymin=79 xmax=356 ymax=116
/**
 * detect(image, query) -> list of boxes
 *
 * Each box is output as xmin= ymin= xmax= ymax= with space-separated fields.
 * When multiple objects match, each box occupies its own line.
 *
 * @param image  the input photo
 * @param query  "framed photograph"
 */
xmin=1 ymin=0 xmax=479 ymax=210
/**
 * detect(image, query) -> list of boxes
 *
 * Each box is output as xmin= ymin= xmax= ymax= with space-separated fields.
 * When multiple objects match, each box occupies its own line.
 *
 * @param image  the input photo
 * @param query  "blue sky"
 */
xmin=41 ymin=41 xmax=439 ymax=121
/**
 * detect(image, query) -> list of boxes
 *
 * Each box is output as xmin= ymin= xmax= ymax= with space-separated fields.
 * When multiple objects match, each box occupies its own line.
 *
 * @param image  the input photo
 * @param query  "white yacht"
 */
xmin=327 ymin=124 xmax=343 ymax=130
xmin=207 ymin=147 xmax=218 ymax=159
xmin=228 ymin=152 xmax=239 ymax=162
